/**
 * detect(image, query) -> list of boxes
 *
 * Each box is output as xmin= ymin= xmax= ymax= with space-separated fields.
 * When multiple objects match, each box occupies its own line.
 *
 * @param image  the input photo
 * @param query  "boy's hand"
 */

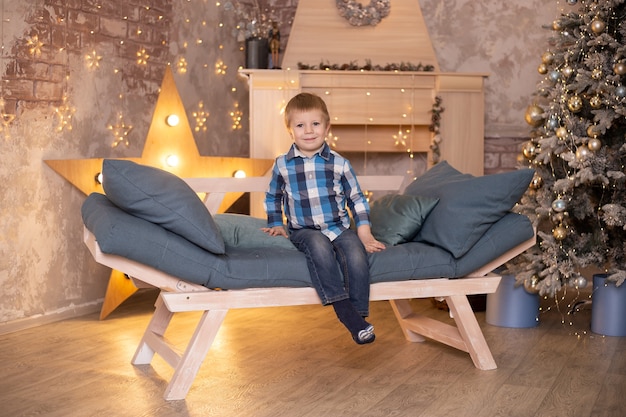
xmin=261 ymin=226 xmax=289 ymax=238
xmin=357 ymin=225 xmax=386 ymax=253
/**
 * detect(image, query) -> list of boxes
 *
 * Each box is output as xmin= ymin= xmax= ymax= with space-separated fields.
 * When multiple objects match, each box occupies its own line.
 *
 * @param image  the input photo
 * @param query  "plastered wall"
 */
xmin=1 ymin=0 xmax=557 ymax=331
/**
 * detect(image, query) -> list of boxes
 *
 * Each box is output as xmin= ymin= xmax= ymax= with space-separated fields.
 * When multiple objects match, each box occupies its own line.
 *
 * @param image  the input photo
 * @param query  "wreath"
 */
xmin=335 ymin=0 xmax=391 ymax=27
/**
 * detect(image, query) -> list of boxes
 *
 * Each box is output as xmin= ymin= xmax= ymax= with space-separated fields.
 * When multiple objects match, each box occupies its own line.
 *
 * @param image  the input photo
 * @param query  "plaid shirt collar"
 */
xmin=286 ymin=142 xmax=331 ymax=161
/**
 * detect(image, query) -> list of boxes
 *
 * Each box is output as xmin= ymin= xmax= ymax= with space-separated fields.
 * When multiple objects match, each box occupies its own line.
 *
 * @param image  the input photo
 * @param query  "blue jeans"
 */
xmin=290 ymin=228 xmax=371 ymax=316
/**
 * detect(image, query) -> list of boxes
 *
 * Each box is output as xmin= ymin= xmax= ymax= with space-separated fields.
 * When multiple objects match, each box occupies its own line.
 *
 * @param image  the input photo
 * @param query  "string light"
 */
xmin=108 ymin=111 xmax=133 ymax=148
xmin=192 ymin=101 xmax=209 ymax=133
xmin=54 ymin=94 xmax=76 ymax=132
xmin=175 ymin=56 xmax=188 ymax=74
xmin=215 ymin=59 xmax=227 ymax=75
xmin=25 ymin=34 xmax=43 ymax=57
xmin=230 ymin=102 xmax=242 ymax=130
xmin=85 ymin=49 xmax=102 ymax=69
xmin=136 ymin=47 xmax=149 ymax=65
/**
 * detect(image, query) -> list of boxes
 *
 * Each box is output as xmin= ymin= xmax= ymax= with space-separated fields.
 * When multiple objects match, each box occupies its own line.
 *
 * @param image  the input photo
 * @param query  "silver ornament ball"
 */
xmin=552 ymin=198 xmax=567 ymax=212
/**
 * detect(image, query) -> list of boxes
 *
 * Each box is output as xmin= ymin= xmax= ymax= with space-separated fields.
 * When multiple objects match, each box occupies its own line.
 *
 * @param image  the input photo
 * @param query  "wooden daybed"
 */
xmin=82 ymin=160 xmax=536 ymax=401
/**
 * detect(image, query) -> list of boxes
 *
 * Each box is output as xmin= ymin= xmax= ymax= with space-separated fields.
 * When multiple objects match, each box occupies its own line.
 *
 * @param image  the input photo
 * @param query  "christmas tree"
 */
xmin=512 ymin=0 xmax=626 ymax=296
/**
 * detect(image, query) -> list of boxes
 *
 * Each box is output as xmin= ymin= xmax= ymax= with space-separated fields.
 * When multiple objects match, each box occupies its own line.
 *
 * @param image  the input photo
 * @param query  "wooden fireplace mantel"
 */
xmin=240 ymin=69 xmax=488 ymax=178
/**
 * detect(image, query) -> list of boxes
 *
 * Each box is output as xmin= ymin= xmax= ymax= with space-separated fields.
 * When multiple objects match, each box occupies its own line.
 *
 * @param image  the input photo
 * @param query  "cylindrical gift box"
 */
xmin=245 ymin=37 xmax=269 ymax=69
xmin=591 ymin=274 xmax=626 ymax=337
xmin=486 ymin=274 xmax=539 ymax=328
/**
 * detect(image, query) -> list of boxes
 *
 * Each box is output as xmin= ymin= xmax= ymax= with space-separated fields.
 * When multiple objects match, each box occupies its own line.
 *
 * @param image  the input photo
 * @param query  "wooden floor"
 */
xmin=1 ymin=289 xmax=625 ymax=417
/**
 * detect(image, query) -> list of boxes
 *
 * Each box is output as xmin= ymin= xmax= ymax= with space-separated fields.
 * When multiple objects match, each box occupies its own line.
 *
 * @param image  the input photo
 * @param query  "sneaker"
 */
xmin=354 ymin=325 xmax=375 ymax=344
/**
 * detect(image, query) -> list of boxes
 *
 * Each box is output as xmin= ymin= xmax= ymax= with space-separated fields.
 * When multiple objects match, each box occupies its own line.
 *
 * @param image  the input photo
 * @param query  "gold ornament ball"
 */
xmin=556 ymin=126 xmax=568 ymax=139
xmin=562 ymin=65 xmax=574 ymax=78
xmin=525 ymin=104 xmax=544 ymax=127
xmin=576 ymin=146 xmax=590 ymax=160
xmin=591 ymin=18 xmax=606 ymax=34
xmin=524 ymin=275 xmax=541 ymax=294
xmin=538 ymin=63 xmax=548 ymax=75
xmin=588 ymin=138 xmax=602 ymax=152
xmin=592 ymin=68 xmax=603 ymax=79
xmin=529 ymin=174 xmax=543 ymax=189
xmin=541 ymin=51 xmax=554 ymax=65
xmin=590 ymin=95 xmax=602 ymax=109
xmin=553 ymin=225 xmax=567 ymax=240
xmin=568 ymin=95 xmax=583 ymax=112
xmin=522 ymin=142 xmax=537 ymax=159
xmin=552 ymin=20 xmax=562 ymax=31
xmin=614 ymin=62 xmax=626 ymax=75
xmin=586 ymin=124 xmax=599 ymax=138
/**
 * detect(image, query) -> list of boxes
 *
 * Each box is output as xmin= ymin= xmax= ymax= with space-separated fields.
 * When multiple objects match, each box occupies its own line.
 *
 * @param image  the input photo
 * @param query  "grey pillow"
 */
xmin=369 ymin=194 xmax=439 ymax=246
xmin=405 ymin=161 xmax=534 ymax=258
xmin=213 ymin=214 xmax=297 ymax=250
xmin=101 ymin=159 xmax=225 ymax=254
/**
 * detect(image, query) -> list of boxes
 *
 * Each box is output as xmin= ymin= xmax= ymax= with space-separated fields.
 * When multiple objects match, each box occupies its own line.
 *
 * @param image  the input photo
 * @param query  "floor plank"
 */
xmin=1 ymin=288 xmax=625 ymax=417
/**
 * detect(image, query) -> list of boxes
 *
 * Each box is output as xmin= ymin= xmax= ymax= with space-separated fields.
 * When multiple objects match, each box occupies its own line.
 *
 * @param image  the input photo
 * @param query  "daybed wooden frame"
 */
xmin=83 ymin=176 xmax=536 ymax=400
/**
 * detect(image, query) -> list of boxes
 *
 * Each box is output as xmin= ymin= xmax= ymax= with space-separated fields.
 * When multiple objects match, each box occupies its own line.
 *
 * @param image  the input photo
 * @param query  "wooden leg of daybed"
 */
xmin=389 ymin=297 xmax=497 ymax=371
xmin=132 ymin=295 xmax=173 ymax=365
xmin=130 ymin=294 xmax=229 ymax=400
xmin=388 ymin=299 xmax=426 ymax=342
xmin=164 ymin=308 xmax=228 ymax=400
xmin=445 ymin=294 xmax=497 ymax=370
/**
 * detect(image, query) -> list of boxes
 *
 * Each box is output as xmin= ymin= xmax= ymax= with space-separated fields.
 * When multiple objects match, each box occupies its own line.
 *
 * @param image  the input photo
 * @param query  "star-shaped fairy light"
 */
xmin=136 ymin=47 xmax=149 ymax=65
xmin=230 ymin=103 xmax=243 ymax=130
xmin=175 ymin=56 xmax=188 ymax=74
xmin=0 ymin=112 xmax=15 ymax=139
xmin=85 ymin=49 xmax=102 ymax=69
xmin=54 ymin=94 xmax=76 ymax=132
xmin=192 ymin=100 xmax=209 ymax=133
xmin=108 ymin=111 xmax=133 ymax=147
xmin=26 ymin=34 xmax=43 ymax=57
xmin=393 ymin=127 xmax=409 ymax=148
xmin=215 ymin=59 xmax=227 ymax=75
xmin=45 ymin=66 xmax=273 ymax=319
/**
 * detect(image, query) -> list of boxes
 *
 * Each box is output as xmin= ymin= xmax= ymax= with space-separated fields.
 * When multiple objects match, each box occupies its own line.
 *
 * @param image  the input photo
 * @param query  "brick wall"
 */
xmin=3 ymin=0 xmax=173 ymax=116
xmin=484 ymin=136 xmax=526 ymax=175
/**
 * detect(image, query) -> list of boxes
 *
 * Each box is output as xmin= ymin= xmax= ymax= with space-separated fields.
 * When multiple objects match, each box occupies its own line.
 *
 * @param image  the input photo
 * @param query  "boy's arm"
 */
xmin=357 ymin=224 xmax=386 ymax=253
xmin=264 ymin=163 xmax=285 ymax=228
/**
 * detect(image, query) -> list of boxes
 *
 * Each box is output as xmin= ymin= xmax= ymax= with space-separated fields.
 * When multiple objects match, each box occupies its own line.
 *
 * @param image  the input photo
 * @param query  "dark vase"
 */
xmin=591 ymin=274 xmax=626 ymax=337
xmin=245 ymin=37 xmax=269 ymax=69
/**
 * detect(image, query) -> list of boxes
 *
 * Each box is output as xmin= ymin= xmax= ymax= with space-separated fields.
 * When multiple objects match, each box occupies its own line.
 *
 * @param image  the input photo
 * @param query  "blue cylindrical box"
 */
xmin=591 ymin=274 xmax=626 ymax=337
xmin=486 ymin=274 xmax=540 ymax=328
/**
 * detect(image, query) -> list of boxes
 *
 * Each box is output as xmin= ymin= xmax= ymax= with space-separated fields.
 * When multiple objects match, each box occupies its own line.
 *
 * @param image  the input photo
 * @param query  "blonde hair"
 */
xmin=284 ymin=92 xmax=330 ymax=128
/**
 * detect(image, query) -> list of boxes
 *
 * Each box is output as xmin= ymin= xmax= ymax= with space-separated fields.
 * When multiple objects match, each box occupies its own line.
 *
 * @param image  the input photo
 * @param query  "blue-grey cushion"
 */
xmin=453 ymin=212 xmax=534 ymax=277
xmin=101 ymin=159 xmax=225 ymax=254
xmin=369 ymin=194 xmax=439 ymax=246
xmin=82 ymin=193 xmax=217 ymax=286
xmin=82 ymin=192 xmax=534 ymax=290
xmin=405 ymin=161 xmax=534 ymax=258
xmin=214 ymin=214 xmax=296 ymax=250
xmin=82 ymin=193 xmax=311 ymax=288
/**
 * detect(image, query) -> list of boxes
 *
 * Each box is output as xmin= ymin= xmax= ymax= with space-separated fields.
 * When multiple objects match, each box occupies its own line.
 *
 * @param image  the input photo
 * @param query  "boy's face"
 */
xmin=288 ymin=109 xmax=330 ymax=158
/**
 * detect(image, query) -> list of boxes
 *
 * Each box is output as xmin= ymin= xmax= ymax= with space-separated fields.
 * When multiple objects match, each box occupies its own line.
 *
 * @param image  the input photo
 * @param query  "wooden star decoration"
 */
xmin=45 ymin=66 xmax=273 ymax=319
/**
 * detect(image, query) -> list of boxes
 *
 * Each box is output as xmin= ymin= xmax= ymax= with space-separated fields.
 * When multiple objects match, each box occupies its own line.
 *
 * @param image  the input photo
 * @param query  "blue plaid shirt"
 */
xmin=265 ymin=143 xmax=371 ymax=241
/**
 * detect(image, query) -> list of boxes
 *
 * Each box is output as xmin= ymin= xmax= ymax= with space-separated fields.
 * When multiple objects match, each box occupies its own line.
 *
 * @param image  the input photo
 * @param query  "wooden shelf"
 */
xmin=240 ymin=69 xmax=486 ymax=176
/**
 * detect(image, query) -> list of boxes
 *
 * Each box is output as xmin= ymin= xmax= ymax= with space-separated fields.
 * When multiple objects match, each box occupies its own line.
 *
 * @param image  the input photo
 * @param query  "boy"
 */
xmin=263 ymin=92 xmax=386 ymax=344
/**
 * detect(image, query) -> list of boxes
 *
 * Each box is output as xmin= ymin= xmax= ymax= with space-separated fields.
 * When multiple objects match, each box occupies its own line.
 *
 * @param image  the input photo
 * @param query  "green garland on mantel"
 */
xmin=429 ymin=96 xmax=444 ymax=165
xmin=297 ymin=60 xmax=436 ymax=72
